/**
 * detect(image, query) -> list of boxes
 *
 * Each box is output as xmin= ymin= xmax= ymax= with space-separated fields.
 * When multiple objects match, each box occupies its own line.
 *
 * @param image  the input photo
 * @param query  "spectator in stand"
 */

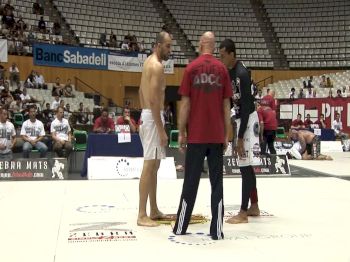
xmin=15 ymin=16 xmax=27 ymax=32
xmin=319 ymin=75 xmax=327 ymax=88
xmin=24 ymin=70 xmax=35 ymax=89
xmin=116 ymin=107 xmax=137 ymax=133
xmin=0 ymin=108 xmax=16 ymax=160
xmin=291 ymin=113 xmax=305 ymax=129
xmin=93 ymin=108 xmax=115 ymax=133
xmin=9 ymin=62 xmax=20 ymax=88
xmin=109 ymin=31 xmax=117 ymax=47
xmin=304 ymin=114 xmax=313 ymax=128
xmin=62 ymin=78 xmax=75 ymax=98
xmin=15 ymin=30 xmax=27 ymax=55
xmin=121 ymin=38 xmax=130 ymax=51
xmin=305 ymin=87 xmax=313 ymax=98
xmin=328 ymin=89 xmax=333 ymax=98
xmin=307 ymin=76 xmax=313 ymax=88
xmin=0 ymin=64 xmax=5 ymax=80
xmin=325 ymin=77 xmax=333 ymax=88
xmin=0 ymin=82 xmax=13 ymax=106
xmin=77 ymin=102 xmax=89 ymax=124
xmin=64 ymin=103 xmax=72 ymax=119
xmin=139 ymin=40 xmax=145 ymax=52
xmin=1 ymin=8 xmax=15 ymax=30
xmin=99 ymin=31 xmax=107 ymax=46
xmin=32 ymin=0 xmax=44 ymax=15
xmin=302 ymin=81 xmax=307 ymax=89
xmin=27 ymin=30 xmax=36 ymax=45
xmin=52 ymin=19 xmax=61 ymax=35
xmin=20 ymin=88 xmax=40 ymax=107
xmin=298 ymin=88 xmax=305 ymax=99
xmin=314 ymin=114 xmax=326 ymax=129
xmin=34 ymin=71 xmax=47 ymax=89
xmin=51 ymin=106 xmax=72 ymax=158
xmin=38 ymin=16 xmax=46 ymax=34
xmin=0 ymin=78 xmax=5 ymax=91
xmin=3 ymin=0 xmax=14 ymax=14
xmin=8 ymin=96 xmax=23 ymax=117
xmin=312 ymin=89 xmax=317 ymax=98
xmin=41 ymin=102 xmax=54 ymax=132
xmin=51 ymin=95 xmax=61 ymax=110
xmin=336 ymin=89 xmax=343 ymax=98
xmin=20 ymin=105 xmax=47 ymax=158
xmin=332 ymin=112 xmax=349 ymax=148
xmin=289 ymin=87 xmax=296 ymax=99
xmin=52 ymin=77 xmax=63 ymax=97
xmin=342 ymin=86 xmax=348 ymax=98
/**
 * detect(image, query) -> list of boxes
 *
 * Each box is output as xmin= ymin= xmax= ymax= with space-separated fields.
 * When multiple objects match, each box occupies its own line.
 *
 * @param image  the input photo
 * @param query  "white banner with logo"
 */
xmin=88 ymin=157 xmax=177 ymax=180
xmin=0 ymin=39 xmax=8 ymax=62
xmin=108 ymin=53 xmax=174 ymax=74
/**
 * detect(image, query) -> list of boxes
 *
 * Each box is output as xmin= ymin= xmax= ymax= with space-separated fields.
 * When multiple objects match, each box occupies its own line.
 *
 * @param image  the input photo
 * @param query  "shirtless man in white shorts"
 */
xmin=137 ymin=31 xmax=172 ymax=227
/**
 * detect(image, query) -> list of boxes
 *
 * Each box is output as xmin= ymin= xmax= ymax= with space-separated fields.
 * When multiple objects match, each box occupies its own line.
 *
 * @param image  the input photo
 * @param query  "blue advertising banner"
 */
xmin=33 ymin=43 xmax=108 ymax=70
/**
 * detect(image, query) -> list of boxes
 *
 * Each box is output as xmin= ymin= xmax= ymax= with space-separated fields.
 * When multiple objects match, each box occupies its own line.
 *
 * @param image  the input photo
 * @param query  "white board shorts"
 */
xmin=235 ymin=111 xmax=261 ymax=167
xmin=139 ymin=109 xmax=166 ymax=160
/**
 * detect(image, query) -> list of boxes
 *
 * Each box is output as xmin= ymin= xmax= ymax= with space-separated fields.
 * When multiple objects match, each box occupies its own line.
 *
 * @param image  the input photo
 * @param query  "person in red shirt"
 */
xmin=257 ymin=103 xmax=277 ymax=155
xmin=172 ymin=32 xmax=232 ymax=240
xmin=314 ymin=114 xmax=326 ymax=129
xmin=304 ymin=113 xmax=313 ymax=128
xmin=260 ymin=90 xmax=276 ymax=111
xmin=116 ymin=107 xmax=137 ymax=133
xmin=93 ymin=108 xmax=115 ymax=133
xmin=291 ymin=113 xmax=305 ymax=129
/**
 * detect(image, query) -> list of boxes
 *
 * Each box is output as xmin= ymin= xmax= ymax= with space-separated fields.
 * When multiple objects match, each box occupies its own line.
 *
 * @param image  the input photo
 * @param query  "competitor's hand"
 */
xmin=223 ymin=137 xmax=229 ymax=152
xmin=178 ymin=134 xmax=187 ymax=154
xmin=236 ymin=138 xmax=245 ymax=158
xmin=159 ymin=129 xmax=168 ymax=147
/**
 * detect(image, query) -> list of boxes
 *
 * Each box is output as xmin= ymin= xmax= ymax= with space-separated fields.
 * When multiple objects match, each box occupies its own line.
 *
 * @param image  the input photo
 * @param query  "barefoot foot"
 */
xmin=137 ymin=216 xmax=159 ymax=227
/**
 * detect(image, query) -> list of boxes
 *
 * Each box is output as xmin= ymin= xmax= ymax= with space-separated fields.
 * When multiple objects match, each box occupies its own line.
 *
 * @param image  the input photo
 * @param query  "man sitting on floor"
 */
xmin=288 ymin=129 xmax=332 ymax=160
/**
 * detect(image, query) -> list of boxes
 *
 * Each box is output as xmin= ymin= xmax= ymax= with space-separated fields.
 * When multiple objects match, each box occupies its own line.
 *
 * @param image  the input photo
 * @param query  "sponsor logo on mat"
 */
xmin=168 ymin=232 xmax=215 ymax=246
xmin=76 ymin=205 xmax=116 ymax=214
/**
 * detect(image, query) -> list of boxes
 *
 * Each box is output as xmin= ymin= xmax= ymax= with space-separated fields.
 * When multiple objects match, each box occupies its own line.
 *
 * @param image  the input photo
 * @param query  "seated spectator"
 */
xmin=34 ymin=71 xmax=47 ymax=89
xmin=336 ymin=89 xmax=343 ymax=98
xmin=304 ymin=114 xmax=313 ymax=128
xmin=64 ymin=103 xmax=72 ymax=119
xmin=52 ymin=77 xmax=63 ymax=96
xmin=1 ymin=8 xmax=15 ymax=30
xmin=52 ymin=19 xmax=61 ymax=35
xmin=38 ymin=16 xmax=46 ymax=34
xmin=342 ymin=86 xmax=348 ymax=97
xmin=3 ymin=0 xmax=15 ymax=15
xmin=325 ymin=77 xmax=333 ymax=88
xmin=0 ymin=64 xmax=5 ymax=80
xmin=109 ymin=31 xmax=117 ymax=47
xmin=0 ymin=82 xmax=14 ymax=106
xmin=298 ymin=88 xmax=305 ymax=99
xmin=0 ymin=108 xmax=16 ymax=160
xmin=19 ymin=88 xmax=40 ymax=108
xmin=51 ymin=95 xmax=61 ymax=110
xmin=139 ymin=40 xmax=145 ymax=52
xmin=14 ymin=30 xmax=27 ymax=55
xmin=24 ymin=70 xmax=36 ymax=89
xmin=15 ymin=16 xmax=27 ymax=31
xmin=116 ymin=107 xmax=137 ymax=133
xmin=20 ymin=105 xmax=48 ymax=158
xmin=328 ymin=89 xmax=333 ymax=98
xmin=307 ymin=76 xmax=313 ymax=88
xmin=332 ymin=112 xmax=349 ymax=142
xmin=9 ymin=62 xmax=20 ymax=87
xmin=305 ymin=87 xmax=313 ymax=98
xmin=32 ymin=0 xmax=43 ymax=15
xmin=93 ymin=108 xmax=115 ymax=133
xmin=289 ymin=87 xmax=296 ymax=99
xmin=302 ymin=81 xmax=307 ymax=89
xmin=312 ymin=89 xmax=317 ymax=98
xmin=313 ymin=114 xmax=326 ymax=129
xmin=62 ymin=78 xmax=75 ymax=97
xmin=77 ymin=102 xmax=89 ymax=124
xmin=41 ymin=102 xmax=54 ymax=132
xmin=291 ymin=113 xmax=305 ymax=129
xmin=99 ymin=31 xmax=107 ymax=46
xmin=27 ymin=30 xmax=36 ymax=45
xmin=121 ymin=38 xmax=130 ymax=51
xmin=319 ymin=75 xmax=327 ymax=88
xmin=50 ymin=106 xmax=72 ymax=158
xmin=8 ymin=96 xmax=23 ymax=117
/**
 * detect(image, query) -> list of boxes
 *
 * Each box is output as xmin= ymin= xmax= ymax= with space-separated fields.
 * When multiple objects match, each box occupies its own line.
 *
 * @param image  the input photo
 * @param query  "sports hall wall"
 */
xmin=4 ymin=55 xmax=344 ymax=108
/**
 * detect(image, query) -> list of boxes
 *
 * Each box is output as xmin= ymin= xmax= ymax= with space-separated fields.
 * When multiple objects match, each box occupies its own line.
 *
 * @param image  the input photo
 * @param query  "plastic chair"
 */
xmin=169 ymin=130 xmax=179 ymax=148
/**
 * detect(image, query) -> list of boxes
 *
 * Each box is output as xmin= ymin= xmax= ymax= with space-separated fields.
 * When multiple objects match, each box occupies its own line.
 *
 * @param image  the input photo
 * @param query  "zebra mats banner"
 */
xmin=0 ymin=158 xmax=68 ymax=180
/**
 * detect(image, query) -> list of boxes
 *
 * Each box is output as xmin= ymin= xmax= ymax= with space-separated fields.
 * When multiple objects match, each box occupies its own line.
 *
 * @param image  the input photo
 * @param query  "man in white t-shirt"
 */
xmin=50 ymin=106 xmax=72 ymax=158
xmin=51 ymin=95 xmax=61 ymax=110
xmin=332 ymin=112 xmax=348 ymax=139
xmin=20 ymin=105 xmax=48 ymax=158
xmin=0 ymin=108 xmax=17 ymax=160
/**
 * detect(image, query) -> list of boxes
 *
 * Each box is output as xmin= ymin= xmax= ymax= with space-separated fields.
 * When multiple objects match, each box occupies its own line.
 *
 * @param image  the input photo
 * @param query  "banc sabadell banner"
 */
xmin=33 ymin=43 xmax=174 ymax=74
